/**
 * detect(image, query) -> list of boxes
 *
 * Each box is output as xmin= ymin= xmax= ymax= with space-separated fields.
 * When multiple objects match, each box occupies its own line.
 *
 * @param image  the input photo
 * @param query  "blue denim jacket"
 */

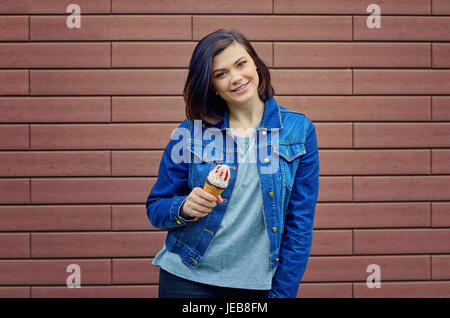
xmin=146 ymin=97 xmax=319 ymax=298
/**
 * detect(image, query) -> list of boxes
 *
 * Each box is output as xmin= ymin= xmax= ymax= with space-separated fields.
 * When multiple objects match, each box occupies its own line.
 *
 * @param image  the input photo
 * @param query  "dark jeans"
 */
xmin=158 ymin=268 xmax=268 ymax=298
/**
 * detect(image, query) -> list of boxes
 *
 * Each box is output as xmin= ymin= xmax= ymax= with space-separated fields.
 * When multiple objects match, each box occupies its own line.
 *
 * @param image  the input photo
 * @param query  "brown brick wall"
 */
xmin=0 ymin=0 xmax=449 ymax=298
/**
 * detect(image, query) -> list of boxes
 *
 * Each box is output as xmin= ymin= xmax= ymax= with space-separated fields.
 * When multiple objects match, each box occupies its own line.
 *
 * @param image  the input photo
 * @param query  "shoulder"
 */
xmin=277 ymin=104 xmax=315 ymax=143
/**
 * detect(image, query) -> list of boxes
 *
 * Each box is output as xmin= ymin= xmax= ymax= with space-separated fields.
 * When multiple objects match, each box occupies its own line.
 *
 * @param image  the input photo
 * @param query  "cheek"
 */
xmin=250 ymin=69 xmax=259 ymax=85
xmin=212 ymin=80 xmax=225 ymax=92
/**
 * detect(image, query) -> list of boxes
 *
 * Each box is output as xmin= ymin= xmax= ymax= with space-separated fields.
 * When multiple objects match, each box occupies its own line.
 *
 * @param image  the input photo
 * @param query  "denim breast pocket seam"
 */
xmin=272 ymin=143 xmax=306 ymax=188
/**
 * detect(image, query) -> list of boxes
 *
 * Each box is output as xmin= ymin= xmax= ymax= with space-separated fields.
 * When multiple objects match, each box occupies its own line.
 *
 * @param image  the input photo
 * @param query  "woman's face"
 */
xmin=211 ymin=42 xmax=259 ymax=106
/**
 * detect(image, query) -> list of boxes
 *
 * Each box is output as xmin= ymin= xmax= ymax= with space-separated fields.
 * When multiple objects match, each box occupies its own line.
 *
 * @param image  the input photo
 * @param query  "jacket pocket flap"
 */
xmin=273 ymin=143 xmax=305 ymax=162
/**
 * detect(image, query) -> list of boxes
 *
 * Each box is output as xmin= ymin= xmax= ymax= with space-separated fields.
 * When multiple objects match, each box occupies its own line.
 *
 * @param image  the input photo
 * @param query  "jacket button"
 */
xmin=276 ymin=258 xmax=279 ymax=262
xmin=269 ymin=192 xmax=275 ymax=197
xmin=264 ymin=157 xmax=270 ymax=163
xmin=261 ymin=130 xmax=267 ymax=136
xmin=272 ymin=227 xmax=277 ymax=232
xmin=176 ymin=219 xmax=181 ymax=225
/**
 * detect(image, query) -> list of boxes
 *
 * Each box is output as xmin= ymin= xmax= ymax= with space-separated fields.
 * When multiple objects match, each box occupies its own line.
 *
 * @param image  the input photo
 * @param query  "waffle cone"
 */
xmin=203 ymin=179 xmax=225 ymax=197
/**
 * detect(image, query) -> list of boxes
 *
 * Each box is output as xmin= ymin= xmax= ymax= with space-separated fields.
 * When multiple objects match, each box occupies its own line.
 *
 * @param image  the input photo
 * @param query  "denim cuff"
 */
xmin=169 ymin=195 xmax=191 ymax=226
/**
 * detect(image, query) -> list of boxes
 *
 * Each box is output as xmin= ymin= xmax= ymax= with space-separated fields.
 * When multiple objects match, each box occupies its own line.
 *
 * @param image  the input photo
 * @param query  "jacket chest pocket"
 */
xmin=273 ymin=143 xmax=306 ymax=188
xmin=188 ymin=141 xmax=224 ymax=188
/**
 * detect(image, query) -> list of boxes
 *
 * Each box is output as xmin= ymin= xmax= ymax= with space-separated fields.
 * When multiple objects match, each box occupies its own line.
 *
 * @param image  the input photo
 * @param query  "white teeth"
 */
xmin=233 ymin=81 xmax=248 ymax=91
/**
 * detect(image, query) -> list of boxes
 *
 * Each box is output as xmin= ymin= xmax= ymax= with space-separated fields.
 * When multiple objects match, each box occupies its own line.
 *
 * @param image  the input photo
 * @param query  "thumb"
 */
xmin=217 ymin=194 xmax=224 ymax=203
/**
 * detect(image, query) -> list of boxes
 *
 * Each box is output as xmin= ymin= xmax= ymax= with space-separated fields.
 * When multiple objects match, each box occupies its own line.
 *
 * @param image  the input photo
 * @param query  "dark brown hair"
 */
xmin=183 ymin=29 xmax=274 ymax=125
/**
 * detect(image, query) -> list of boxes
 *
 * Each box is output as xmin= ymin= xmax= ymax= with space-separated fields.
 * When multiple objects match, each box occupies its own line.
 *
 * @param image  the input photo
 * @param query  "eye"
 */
xmin=215 ymin=72 xmax=225 ymax=79
xmin=238 ymin=61 xmax=246 ymax=67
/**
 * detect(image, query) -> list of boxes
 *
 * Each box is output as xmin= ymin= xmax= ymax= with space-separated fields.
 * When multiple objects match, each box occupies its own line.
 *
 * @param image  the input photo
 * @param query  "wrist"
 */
xmin=178 ymin=199 xmax=194 ymax=221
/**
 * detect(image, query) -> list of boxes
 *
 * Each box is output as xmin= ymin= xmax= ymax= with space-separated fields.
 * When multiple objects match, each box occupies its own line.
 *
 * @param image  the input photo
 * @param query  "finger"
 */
xmin=216 ymin=194 xmax=223 ymax=204
xmin=193 ymin=210 xmax=209 ymax=219
xmin=187 ymin=199 xmax=213 ymax=214
xmin=194 ymin=188 xmax=217 ymax=202
xmin=191 ymin=193 xmax=217 ymax=208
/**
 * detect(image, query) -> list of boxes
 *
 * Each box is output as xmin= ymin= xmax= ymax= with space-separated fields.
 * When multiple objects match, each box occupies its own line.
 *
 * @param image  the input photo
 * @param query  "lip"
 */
xmin=231 ymin=81 xmax=250 ymax=93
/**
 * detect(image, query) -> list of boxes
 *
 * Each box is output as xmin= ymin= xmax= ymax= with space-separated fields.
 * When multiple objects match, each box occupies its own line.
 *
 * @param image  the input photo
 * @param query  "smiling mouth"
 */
xmin=231 ymin=81 xmax=249 ymax=92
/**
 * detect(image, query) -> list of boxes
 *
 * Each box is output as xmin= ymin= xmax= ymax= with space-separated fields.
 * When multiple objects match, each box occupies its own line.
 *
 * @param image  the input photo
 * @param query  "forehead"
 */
xmin=212 ymin=42 xmax=250 ymax=68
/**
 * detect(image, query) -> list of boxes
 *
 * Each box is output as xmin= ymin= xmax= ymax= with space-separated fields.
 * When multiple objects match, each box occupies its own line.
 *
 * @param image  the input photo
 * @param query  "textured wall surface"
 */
xmin=0 ymin=0 xmax=449 ymax=298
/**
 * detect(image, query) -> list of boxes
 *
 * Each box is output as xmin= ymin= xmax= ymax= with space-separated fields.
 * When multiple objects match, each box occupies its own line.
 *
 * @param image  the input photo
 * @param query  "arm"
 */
xmin=268 ymin=118 xmax=320 ymax=298
xmin=145 ymin=120 xmax=193 ymax=230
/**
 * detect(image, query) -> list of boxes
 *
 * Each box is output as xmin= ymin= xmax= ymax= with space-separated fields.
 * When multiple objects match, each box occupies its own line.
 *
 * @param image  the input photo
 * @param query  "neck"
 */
xmin=227 ymin=94 xmax=265 ymax=130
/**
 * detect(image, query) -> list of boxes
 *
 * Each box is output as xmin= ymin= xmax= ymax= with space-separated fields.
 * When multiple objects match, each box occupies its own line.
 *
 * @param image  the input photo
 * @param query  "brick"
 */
xmin=274 ymin=42 xmax=430 ymax=68
xmin=0 ymin=0 xmax=111 ymax=13
xmin=354 ymin=281 xmax=450 ymax=298
xmin=319 ymin=149 xmax=430 ymax=175
xmin=30 ymin=70 xmax=187 ymax=95
xmin=0 ymin=125 xmax=28 ymax=149
xmin=271 ymin=69 xmax=352 ymax=94
xmin=193 ymin=16 xmax=352 ymax=41
xmin=30 ymin=124 xmax=177 ymax=150
xmin=275 ymin=0 xmax=430 ymax=14
xmin=31 ymin=178 xmax=155 ymax=204
xmin=0 ymin=97 xmax=110 ymax=123
xmin=31 ymin=232 xmax=166 ymax=257
xmin=112 ymin=151 xmax=162 ymax=176
xmin=303 ymin=255 xmax=430 ymax=282
xmin=354 ymin=16 xmax=450 ymax=41
xmin=315 ymin=123 xmax=353 ymax=148
xmin=432 ymin=255 xmax=450 ymax=280
xmin=112 ymin=205 xmax=157 ymax=231
xmin=432 ymin=202 xmax=450 ymax=227
xmin=432 ymin=43 xmax=450 ymax=68
xmin=0 ymin=233 xmax=29 ymax=258
xmin=276 ymin=96 xmax=430 ymax=122
xmin=112 ymin=42 xmax=272 ymax=68
xmin=433 ymin=96 xmax=450 ymax=121
xmin=32 ymin=285 xmax=158 ymax=298
xmin=112 ymin=96 xmax=185 ymax=122
xmin=0 ymin=205 xmax=110 ymax=231
xmin=0 ymin=151 xmax=110 ymax=177
xmin=433 ymin=0 xmax=450 ymax=14
xmin=0 ymin=259 xmax=110 ymax=285
xmin=354 ymin=229 xmax=450 ymax=254
xmin=0 ymin=71 xmax=28 ymax=95
xmin=354 ymin=176 xmax=450 ymax=201
xmin=317 ymin=177 xmax=353 ymax=202
xmin=310 ymin=230 xmax=353 ymax=256
xmin=297 ymin=283 xmax=352 ymax=298
xmin=0 ymin=43 xmax=111 ymax=68
xmin=112 ymin=258 xmax=159 ymax=284
xmin=0 ymin=179 xmax=29 ymax=204
xmin=30 ymin=16 xmax=191 ymax=41
xmin=0 ymin=16 xmax=28 ymax=41
xmin=112 ymin=0 xmax=272 ymax=13
xmin=314 ymin=202 xmax=430 ymax=229
xmin=112 ymin=42 xmax=195 ymax=68
xmin=0 ymin=287 xmax=29 ymax=298
xmin=354 ymin=70 xmax=450 ymax=95
xmin=354 ymin=123 xmax=450 ymax=148
xmin=432 ymin=150 xmax=450 ymax=174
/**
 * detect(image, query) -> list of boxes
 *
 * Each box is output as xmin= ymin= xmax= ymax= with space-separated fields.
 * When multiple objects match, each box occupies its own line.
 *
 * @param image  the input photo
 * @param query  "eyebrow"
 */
xmin=212 ymin=56 xmax=245 ymax=74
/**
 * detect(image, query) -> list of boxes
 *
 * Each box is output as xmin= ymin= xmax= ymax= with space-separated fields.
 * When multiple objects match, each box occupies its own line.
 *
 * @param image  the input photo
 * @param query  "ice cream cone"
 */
xmin=203 ymin=178 xmax=226 ymax=197
xmin=194 ymin=164 xmax=230 ymax=221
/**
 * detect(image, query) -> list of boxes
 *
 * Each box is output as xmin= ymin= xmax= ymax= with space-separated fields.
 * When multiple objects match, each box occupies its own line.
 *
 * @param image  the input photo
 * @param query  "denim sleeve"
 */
xmin=268 ymin=118 xmax=320 ymax=298
xmin=145 ymin=120 xmax=195 ymax=230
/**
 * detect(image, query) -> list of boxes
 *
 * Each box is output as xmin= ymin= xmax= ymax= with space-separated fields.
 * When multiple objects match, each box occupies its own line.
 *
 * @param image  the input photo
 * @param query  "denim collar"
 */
xmin=210 ymin=96 xmax=283 ymax=131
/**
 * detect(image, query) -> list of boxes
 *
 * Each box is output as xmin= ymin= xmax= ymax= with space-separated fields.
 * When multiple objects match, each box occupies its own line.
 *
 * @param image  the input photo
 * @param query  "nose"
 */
xmin=229 ymin=69 xmax=244 ymax=85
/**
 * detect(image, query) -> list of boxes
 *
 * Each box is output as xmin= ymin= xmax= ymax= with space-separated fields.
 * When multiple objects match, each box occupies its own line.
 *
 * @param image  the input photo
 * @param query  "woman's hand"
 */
xmin=180 ymin=187 xmax=223 ymax=219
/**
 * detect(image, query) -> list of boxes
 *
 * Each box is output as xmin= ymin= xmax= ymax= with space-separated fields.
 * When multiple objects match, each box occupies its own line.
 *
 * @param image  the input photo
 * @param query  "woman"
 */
xmin=146 ymin=29 xmax=319 ymax=298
